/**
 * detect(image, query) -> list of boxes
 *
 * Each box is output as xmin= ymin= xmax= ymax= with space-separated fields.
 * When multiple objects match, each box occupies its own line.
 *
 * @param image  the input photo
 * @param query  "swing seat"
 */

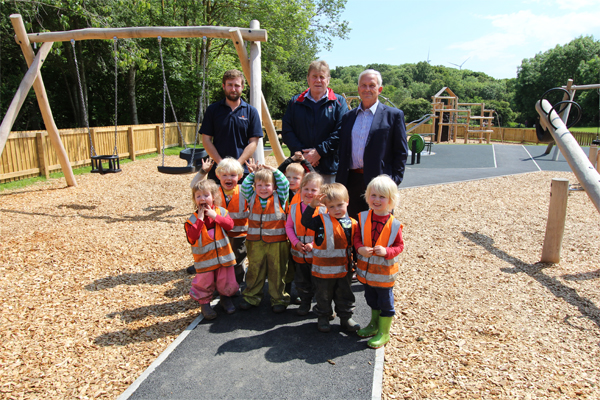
xmin=157 ymin=164 xmax=199 ymax=175
xmin=91 ymin=155 xmax=121 ymax=174
xmin=179 ymin=148 xmax=208 ymax=165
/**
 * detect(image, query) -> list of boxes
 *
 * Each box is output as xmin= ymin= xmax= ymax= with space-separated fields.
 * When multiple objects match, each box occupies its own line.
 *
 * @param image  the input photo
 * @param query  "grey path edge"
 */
xmin=117 ymin=313 xmax=205 ymax=400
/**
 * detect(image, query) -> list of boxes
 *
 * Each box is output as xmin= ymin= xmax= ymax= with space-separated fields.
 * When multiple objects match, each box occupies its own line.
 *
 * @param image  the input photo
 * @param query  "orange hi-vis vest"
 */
xmin=289 ymin=203 xmax=324 ymax=264
xmin=311 ymin=214 xmax=357 ymax=279
xmin=186 ymin=206 xmax=236 ymax=273
xmin=290 ymin=191 xmax=301 ymax=206
xmin=217 ymin=185 xmax=249 ymax=238
xmin=247 ymin=193 xmax=287 ymax=243
xmin=356 ymin=210 xmax=402 ymax=288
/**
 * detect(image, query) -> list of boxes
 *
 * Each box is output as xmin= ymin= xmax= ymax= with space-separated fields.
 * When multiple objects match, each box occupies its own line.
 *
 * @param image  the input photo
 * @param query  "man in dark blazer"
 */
xmin=336 ymin=69 xmax=408 ymax=219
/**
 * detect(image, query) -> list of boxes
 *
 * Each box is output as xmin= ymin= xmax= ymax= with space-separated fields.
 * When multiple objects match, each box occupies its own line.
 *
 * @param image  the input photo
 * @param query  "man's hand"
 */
xmin=302 ymin=148 xmax=321 ymax=167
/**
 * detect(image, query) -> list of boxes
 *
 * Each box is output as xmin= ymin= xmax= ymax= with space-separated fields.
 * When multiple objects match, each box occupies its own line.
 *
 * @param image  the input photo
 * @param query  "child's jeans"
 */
xmin=190 ymin=265 xmax=239 ymax=304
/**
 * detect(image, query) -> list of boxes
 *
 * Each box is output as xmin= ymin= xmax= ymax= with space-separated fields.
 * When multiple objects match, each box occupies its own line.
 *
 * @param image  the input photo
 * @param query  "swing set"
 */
xmin=0 ymin=14 xmax=286 ymax=187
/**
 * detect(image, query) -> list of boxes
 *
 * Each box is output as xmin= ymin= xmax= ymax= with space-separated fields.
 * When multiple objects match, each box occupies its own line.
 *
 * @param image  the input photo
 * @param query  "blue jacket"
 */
xmin=281 ymin=88 xmax=348 ymax=175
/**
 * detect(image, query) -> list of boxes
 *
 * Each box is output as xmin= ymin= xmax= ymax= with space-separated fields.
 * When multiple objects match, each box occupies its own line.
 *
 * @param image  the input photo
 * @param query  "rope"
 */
xmin=71 ymin=39 xmax=96 ymax=157
xmin=113 ymin=37 xmax=119 ymax=156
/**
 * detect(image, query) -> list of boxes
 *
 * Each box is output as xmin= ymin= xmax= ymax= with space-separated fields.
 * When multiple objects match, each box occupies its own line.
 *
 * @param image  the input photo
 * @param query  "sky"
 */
xmin=317 ymin=0 xmax=600 ymax=80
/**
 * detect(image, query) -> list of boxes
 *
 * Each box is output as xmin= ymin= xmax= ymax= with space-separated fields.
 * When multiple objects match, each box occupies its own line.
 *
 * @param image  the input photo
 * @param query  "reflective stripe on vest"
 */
xmin=218 ymin=186 xmax=249 ymax=237
xmin=356 ymin=210 xmax=401 ymax=287
xmin=289 ymin=203 xmax=325 ymax=264
xmin=247 ymin=193 xmax=287 ymax=243
xmin=187 ymin=206 xmax=236 ymax=273
xmin=311 ymin=214 xmax=355 ymax=279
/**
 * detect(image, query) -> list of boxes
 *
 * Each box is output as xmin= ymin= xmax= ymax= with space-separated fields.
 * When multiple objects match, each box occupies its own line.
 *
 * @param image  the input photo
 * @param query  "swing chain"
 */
xmin=113 ymin=37 xmax=119 ymax=156
xmin=158 ymin=36 xmax=187 ymax=166
xmin=71 ymin=39 xmax=96 ymax=157
xmin=192 ymin=36 xmax=208 ymax=163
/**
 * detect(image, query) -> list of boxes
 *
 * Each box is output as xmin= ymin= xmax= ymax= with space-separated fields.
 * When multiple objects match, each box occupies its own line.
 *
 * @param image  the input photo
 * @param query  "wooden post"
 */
xmin=589 ymin=145 xmax=597 ymax=168
xmin=229 ymin=28 xmax=285 ymax=165
xmin=597 ymin=152 xmax=600 ymax=173
xmin=541 ymin=178 xmax=569 ymax=263
xmin=10 ymin=14 xmax=76 ymax=187
xmin=36 ymin=131 xmax=49 ymax=179
xmin=249 ymin=20 xmax=264 ymax=164
xmin=128 ymin=126 xmax=136 ymax=161
xmin=0 ymin=41 xmax=53 ymax=156
xmin=155 ymin=125 xmax=162 ymax=154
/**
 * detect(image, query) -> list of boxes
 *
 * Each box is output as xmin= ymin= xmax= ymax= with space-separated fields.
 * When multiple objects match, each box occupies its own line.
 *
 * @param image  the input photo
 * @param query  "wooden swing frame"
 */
xmin=0 ymin=14 xmax=285 ymax=187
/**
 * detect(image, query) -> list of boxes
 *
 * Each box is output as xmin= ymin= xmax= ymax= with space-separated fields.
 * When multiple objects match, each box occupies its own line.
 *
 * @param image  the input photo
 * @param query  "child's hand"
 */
xmin=197 ymin=205 xmax=205 ymax=219
xmin=304 ymin=242 xmax=313 ymax=252
xmin=309 ymin=193 xmax=325 ymax=209
xmin=201 ymin=158 xmax=214 ymax=173
xmin=245 ymin=158 xmax=257 ymax=173
xmin=292 ymin=151 xmax=304 ymax=161
xmin=358 ymin=246 xmax=373 ymax=257
xmin=261 ymin=164 xmax=275 ymax=171
xmin=373 ymin=245 xmax=386 ymax=257
xmin=204 ymin=208 xmax=217 ymax=220
xmin=295 ymin=241 xmax=307 ymax=255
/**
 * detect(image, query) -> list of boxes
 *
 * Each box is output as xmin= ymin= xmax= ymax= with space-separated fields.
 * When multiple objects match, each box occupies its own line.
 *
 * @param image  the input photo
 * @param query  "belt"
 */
xmin=350 ymin=168 xmax=363 ymax=174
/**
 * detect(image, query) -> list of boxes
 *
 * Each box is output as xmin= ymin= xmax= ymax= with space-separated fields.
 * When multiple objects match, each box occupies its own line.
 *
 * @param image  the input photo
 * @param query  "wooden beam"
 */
xmin=0 ymin=41 xmax=53 ymax=157
xmin=11 ymin=14 xmax=77 ymax=187
xmin=229 ymin=28 xmax=285 ymax=165
xmin=20 ymin=24 xmax=268 ymax=43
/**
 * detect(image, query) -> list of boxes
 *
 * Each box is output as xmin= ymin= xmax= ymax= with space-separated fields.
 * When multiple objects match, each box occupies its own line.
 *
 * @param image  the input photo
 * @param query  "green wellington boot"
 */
xmin=367 ymin=316 xmax=393 ymax=349
xmin=357 ymin=309 xmax=381 ymax=338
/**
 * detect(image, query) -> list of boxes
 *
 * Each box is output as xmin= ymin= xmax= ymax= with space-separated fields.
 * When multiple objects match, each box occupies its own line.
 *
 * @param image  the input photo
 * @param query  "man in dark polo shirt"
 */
xmin=201 ymin=69 xmax=262 ymax=182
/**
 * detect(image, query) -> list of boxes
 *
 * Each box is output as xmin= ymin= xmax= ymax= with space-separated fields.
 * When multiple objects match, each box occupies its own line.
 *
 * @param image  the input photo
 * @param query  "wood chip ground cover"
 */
xmin=0 ymin=155 xmax=598 ymax=399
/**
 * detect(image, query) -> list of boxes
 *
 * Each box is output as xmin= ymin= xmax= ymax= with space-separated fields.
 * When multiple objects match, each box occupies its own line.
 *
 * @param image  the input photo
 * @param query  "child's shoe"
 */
xmin=272 ymin=304 xmax=287 ymax=314
xmin=239 ymin=298 xmax=254 ymax=310
xmin=317 ymin=316 xmax=331 ymax=333
xmin=367 ymin=316 xmax=393 ymax=349
xmin=358 ymin=309 xmax=381 ymax=338
xmin=296 ymin=301 xmax=311 ymax=316
xmin=186 ymin=265 xmax=196 ymax=274
xmin=220 ymin=296 xmax=235 ymax=314
xmin=340 ymin=317 xmax=360 ymax=332
xmin=200 ymin=303 xmax=217 ymax=320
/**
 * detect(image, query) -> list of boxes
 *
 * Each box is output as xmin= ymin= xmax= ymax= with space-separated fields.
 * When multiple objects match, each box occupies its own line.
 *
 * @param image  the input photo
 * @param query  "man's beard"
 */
xmin=226 ymin=91 xmax=241 ymax=102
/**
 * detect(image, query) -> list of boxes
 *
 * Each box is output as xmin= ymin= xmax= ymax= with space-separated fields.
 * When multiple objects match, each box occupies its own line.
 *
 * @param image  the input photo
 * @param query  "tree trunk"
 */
xmin=127 ymin=66 xmax=139 ymax=125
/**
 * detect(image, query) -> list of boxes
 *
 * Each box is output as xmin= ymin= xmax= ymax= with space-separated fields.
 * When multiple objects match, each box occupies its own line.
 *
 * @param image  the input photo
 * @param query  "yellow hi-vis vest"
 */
xmin=217 ymin=185 xmax=249 ymax=238
xmin=289 ymin=203 xmax=324 ymax=264
xmin=356 ymin=210 xmax=402 ymax=287
xmin=311 ymin=214 xmax=357 ymax=279
xmin=247 ymin=193 xmax=287 ymax=243
xmin=186 ymin=206 xmax=236 ymax=273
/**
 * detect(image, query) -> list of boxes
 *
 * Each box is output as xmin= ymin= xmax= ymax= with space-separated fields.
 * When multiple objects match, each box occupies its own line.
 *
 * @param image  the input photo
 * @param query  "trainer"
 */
xmin=282 ymin=60 xmax=348 ymax=183
xmin=201 ymin=69 xmax=262 ymax=182
xmin=336 ymin=69 xmax=408 ymax=219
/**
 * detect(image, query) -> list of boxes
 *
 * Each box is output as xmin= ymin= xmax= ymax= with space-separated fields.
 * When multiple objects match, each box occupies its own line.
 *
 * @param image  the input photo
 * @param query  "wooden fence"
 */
xmin=0 ymin=119 xmax=594 ymax=183
xmin=407 ymin=123 xmax=598 ymax=146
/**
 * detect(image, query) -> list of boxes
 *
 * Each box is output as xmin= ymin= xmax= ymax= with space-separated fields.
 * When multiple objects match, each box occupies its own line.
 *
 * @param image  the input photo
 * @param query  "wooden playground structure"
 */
xmin=0 ymin=15 xmax=286 ymax=187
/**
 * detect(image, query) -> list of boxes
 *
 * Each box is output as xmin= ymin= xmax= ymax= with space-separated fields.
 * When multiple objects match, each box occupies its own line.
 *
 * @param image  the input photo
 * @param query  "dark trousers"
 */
xmin=346 ymin=170 xmax=368 ymax=220
xmin=364 ymin=284 xmax=395 ymax=317
xmin=294 ymin=261 xmax=314 ymax=302
xmin=312 ymin=270 xmax=355 ymax=319
xmin=230 ymin=236 xmax=247 ymax=286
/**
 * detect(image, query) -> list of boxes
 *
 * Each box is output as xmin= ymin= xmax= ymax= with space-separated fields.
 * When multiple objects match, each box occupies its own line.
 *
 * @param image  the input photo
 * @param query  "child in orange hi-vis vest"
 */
xmin=286 ymin=172 xmax=324 ymax=316
xmin=301 ymin=183 xmax=360 ymax=333
xmin=186 ymin=179 xmax=238 ymax=320
xmin=239 ymin=164 xmax=290 ymax=313
xmin=355 ymin=175 xmax=404 ymax=348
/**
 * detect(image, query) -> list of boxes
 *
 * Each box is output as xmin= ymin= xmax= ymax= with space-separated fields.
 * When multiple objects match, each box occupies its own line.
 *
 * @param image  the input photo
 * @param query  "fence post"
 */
xmin=36 ymin=131 xmax=49 ymax=179
xmin=541 ymin=178 xmax=569 ymax=263
xmin=127 ymin=126 xmax=136 ymax=161
xmin=589 ymin=145 xmax=597 ymax=168
xmin=155 ymin=125 xmax=162 ymax=154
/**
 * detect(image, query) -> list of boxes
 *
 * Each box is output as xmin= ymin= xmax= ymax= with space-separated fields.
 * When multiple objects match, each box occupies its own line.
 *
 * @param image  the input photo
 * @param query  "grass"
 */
xmin=571 ymin=127 xmax=600 ymax=133
xmin=0 ymin=144 xmax=292 ymax=192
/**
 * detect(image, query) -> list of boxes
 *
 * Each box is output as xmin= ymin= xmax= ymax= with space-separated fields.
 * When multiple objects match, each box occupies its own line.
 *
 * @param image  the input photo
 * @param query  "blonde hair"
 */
xmin=365 ymin=175 xmax=399 ymax=212
xmin=285 ymin=162 xmax=305 ymax=177
xmin=191 ymin=179 xmax=222 ymax=209
xmin=216 ymin=157 xmax=244 ymax=177
xmin=320 ymin=183 xmax=349 ymax=203
xmin=300 ymin=172 xmax=323 ymax=190
xmin=254 ymin=169 xmax=274 ymax=185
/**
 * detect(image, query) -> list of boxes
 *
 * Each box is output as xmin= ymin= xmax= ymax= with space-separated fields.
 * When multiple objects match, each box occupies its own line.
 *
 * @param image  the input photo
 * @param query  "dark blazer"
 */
xmin=336 ymin=103 xmax=408 ymax=186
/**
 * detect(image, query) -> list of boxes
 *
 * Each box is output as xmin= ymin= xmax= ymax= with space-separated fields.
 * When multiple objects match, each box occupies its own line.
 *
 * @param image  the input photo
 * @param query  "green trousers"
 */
xmin=243 ymin=240 xmax=290 ymax=306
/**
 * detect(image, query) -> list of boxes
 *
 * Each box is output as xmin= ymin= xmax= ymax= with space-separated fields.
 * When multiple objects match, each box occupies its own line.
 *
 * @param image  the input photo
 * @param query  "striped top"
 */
xmin=240 ymin=168 xmax=289 ymax=207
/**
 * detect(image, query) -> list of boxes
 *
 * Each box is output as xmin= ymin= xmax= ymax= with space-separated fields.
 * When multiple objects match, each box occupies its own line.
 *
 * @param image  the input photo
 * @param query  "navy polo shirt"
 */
xmin=200 ymin=98 xmax=263 ymax=167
